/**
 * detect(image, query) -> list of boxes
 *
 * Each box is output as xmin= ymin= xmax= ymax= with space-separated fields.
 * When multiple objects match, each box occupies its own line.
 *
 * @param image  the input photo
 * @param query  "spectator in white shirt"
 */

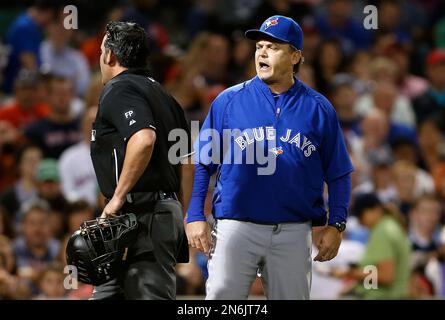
xmin=58 ymin=107 xmax=97 ymax=207
xmin=40 ymin=19 xmax=90 ymax=98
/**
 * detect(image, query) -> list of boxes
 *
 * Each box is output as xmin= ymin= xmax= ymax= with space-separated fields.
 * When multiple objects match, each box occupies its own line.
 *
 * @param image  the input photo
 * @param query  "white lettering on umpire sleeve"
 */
xmin=124 ymin=110 xmax=134 ymax=119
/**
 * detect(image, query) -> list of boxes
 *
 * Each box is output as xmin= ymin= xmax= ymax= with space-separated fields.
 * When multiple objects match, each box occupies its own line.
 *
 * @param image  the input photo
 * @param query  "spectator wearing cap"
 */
xmin=412 ymin=49 xmax=445 ymax=128
xmin=33 ymin=159 xmax=68 ymax=239
xmin=1 ymin=0 xmax=62 ymax=94
xmin=24 ymin=76 xmax=82 ymax=159
xmin=333 ymin=193 xmax=411 ymax=299
xmin=0 ymin=69 xmax=50 ymax=130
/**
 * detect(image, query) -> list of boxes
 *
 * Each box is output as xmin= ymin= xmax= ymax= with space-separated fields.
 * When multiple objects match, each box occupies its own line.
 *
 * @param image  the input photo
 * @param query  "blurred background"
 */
xmin=0 ymin=0 xmax=445 ymax=299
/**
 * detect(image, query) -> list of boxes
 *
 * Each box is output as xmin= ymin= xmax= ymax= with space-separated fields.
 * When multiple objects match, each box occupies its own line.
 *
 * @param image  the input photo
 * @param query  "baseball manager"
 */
xmin=186 ymin=15 xmax=353 ymax=300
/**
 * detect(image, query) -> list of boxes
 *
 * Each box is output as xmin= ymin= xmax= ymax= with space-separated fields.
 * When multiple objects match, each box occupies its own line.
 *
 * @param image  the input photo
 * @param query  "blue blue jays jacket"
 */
xmin=187 ymin=76 xmax=353 ymax=225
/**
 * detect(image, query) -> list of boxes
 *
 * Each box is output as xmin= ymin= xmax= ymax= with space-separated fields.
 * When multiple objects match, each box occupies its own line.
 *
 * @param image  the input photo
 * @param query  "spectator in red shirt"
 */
xmin=23 ymin=76 xmax=81 ymax=159
xmin=0 ymin=69 xmax=49 ymax=130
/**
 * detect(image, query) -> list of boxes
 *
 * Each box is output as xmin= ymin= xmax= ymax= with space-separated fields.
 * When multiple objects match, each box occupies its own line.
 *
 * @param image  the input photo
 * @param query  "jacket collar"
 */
xmin=252 ymin=75 xmax=301 ymax=106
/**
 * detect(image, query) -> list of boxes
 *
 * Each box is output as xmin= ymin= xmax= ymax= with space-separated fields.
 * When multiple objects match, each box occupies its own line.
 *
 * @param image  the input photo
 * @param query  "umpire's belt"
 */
xmin=110 ymin=191 xmax=178 ymax=214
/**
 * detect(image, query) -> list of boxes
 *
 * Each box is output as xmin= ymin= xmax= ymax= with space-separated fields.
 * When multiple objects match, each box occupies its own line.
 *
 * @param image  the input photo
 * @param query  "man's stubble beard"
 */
xmin=259 ymin=74 xmax=277 ymax=85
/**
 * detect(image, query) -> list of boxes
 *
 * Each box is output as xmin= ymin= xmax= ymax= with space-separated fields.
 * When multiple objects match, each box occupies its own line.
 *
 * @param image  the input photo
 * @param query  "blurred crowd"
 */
xmin=0 ymin=0 xmax=445 ymax=299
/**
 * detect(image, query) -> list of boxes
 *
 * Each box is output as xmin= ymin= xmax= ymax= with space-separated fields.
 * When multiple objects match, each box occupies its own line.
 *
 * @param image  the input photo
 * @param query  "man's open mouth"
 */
xmin=259 ymin=62 xmax=270 ymax=71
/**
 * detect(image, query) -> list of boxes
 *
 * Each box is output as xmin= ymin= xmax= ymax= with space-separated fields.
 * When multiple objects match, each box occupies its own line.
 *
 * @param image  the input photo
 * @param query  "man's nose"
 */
xmin=259 ymin=48 xmax=268 ymax=57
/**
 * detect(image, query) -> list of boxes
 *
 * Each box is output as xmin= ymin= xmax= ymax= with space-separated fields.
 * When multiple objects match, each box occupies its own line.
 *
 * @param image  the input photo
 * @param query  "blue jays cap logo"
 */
xmin=245 ymin=15 xmax=303 ymax=50
xmin=269 ymin=146 xmax=284 ymax=157
xmin=264 ymin=17 xmax=279 ymax=30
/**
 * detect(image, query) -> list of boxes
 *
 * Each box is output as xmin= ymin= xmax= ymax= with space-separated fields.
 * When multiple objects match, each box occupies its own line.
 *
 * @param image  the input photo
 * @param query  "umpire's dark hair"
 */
xmin=104 ymin=21 xmax=149 ymax=69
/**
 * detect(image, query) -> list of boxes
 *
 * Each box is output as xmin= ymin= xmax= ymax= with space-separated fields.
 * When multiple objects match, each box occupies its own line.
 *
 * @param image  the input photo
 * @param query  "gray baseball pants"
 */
xmin=205 ymin=219 xmax=312 ymax=300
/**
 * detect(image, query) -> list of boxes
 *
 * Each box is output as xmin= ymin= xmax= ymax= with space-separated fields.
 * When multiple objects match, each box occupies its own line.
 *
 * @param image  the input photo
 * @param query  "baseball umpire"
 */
xmin=89 ymin=21 xmax=192 ymax=299
xmin=186 ymin=15 xmax=354 ymax=300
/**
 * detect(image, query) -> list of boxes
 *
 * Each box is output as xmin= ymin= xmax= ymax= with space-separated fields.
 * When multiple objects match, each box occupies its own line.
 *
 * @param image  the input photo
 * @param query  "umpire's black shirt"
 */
xmin=91 ymin=68 xmax=191 ymax=199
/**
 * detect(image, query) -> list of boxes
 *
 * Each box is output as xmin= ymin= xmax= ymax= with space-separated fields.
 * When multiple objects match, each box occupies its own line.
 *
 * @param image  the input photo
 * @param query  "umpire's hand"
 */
xmin=313 ymin=226 xmax=343 ymax=262
xmin=186 ymin=221 xmax=212 ymax=254
xmin=101 ymin=195 xmax=125 ymax=219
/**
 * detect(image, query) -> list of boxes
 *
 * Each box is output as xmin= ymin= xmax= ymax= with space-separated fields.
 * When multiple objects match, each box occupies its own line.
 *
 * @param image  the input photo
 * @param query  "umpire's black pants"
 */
xmin=90 ymin=198 xmax=188 ymax=300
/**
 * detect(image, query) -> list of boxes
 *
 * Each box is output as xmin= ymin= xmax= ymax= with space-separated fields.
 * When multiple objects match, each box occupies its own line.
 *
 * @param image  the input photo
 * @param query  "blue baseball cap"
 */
xmin=245 ymin=15 xmax=303 ymax=50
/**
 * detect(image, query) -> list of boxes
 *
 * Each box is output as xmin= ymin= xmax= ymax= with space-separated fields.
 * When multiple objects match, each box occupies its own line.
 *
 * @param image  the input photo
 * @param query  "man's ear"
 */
xmin=108 ymin=51 xmax=117 ymax=66
xmin=292 ymin=50 xmax=303 ymax=65
xmin=103 ymin=49 xmax=117 ymax=66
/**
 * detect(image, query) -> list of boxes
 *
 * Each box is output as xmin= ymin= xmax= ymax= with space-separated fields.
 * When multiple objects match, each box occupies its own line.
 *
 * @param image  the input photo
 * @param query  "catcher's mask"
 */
xmin=66 ymin=213 xmax=138 ymax=286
